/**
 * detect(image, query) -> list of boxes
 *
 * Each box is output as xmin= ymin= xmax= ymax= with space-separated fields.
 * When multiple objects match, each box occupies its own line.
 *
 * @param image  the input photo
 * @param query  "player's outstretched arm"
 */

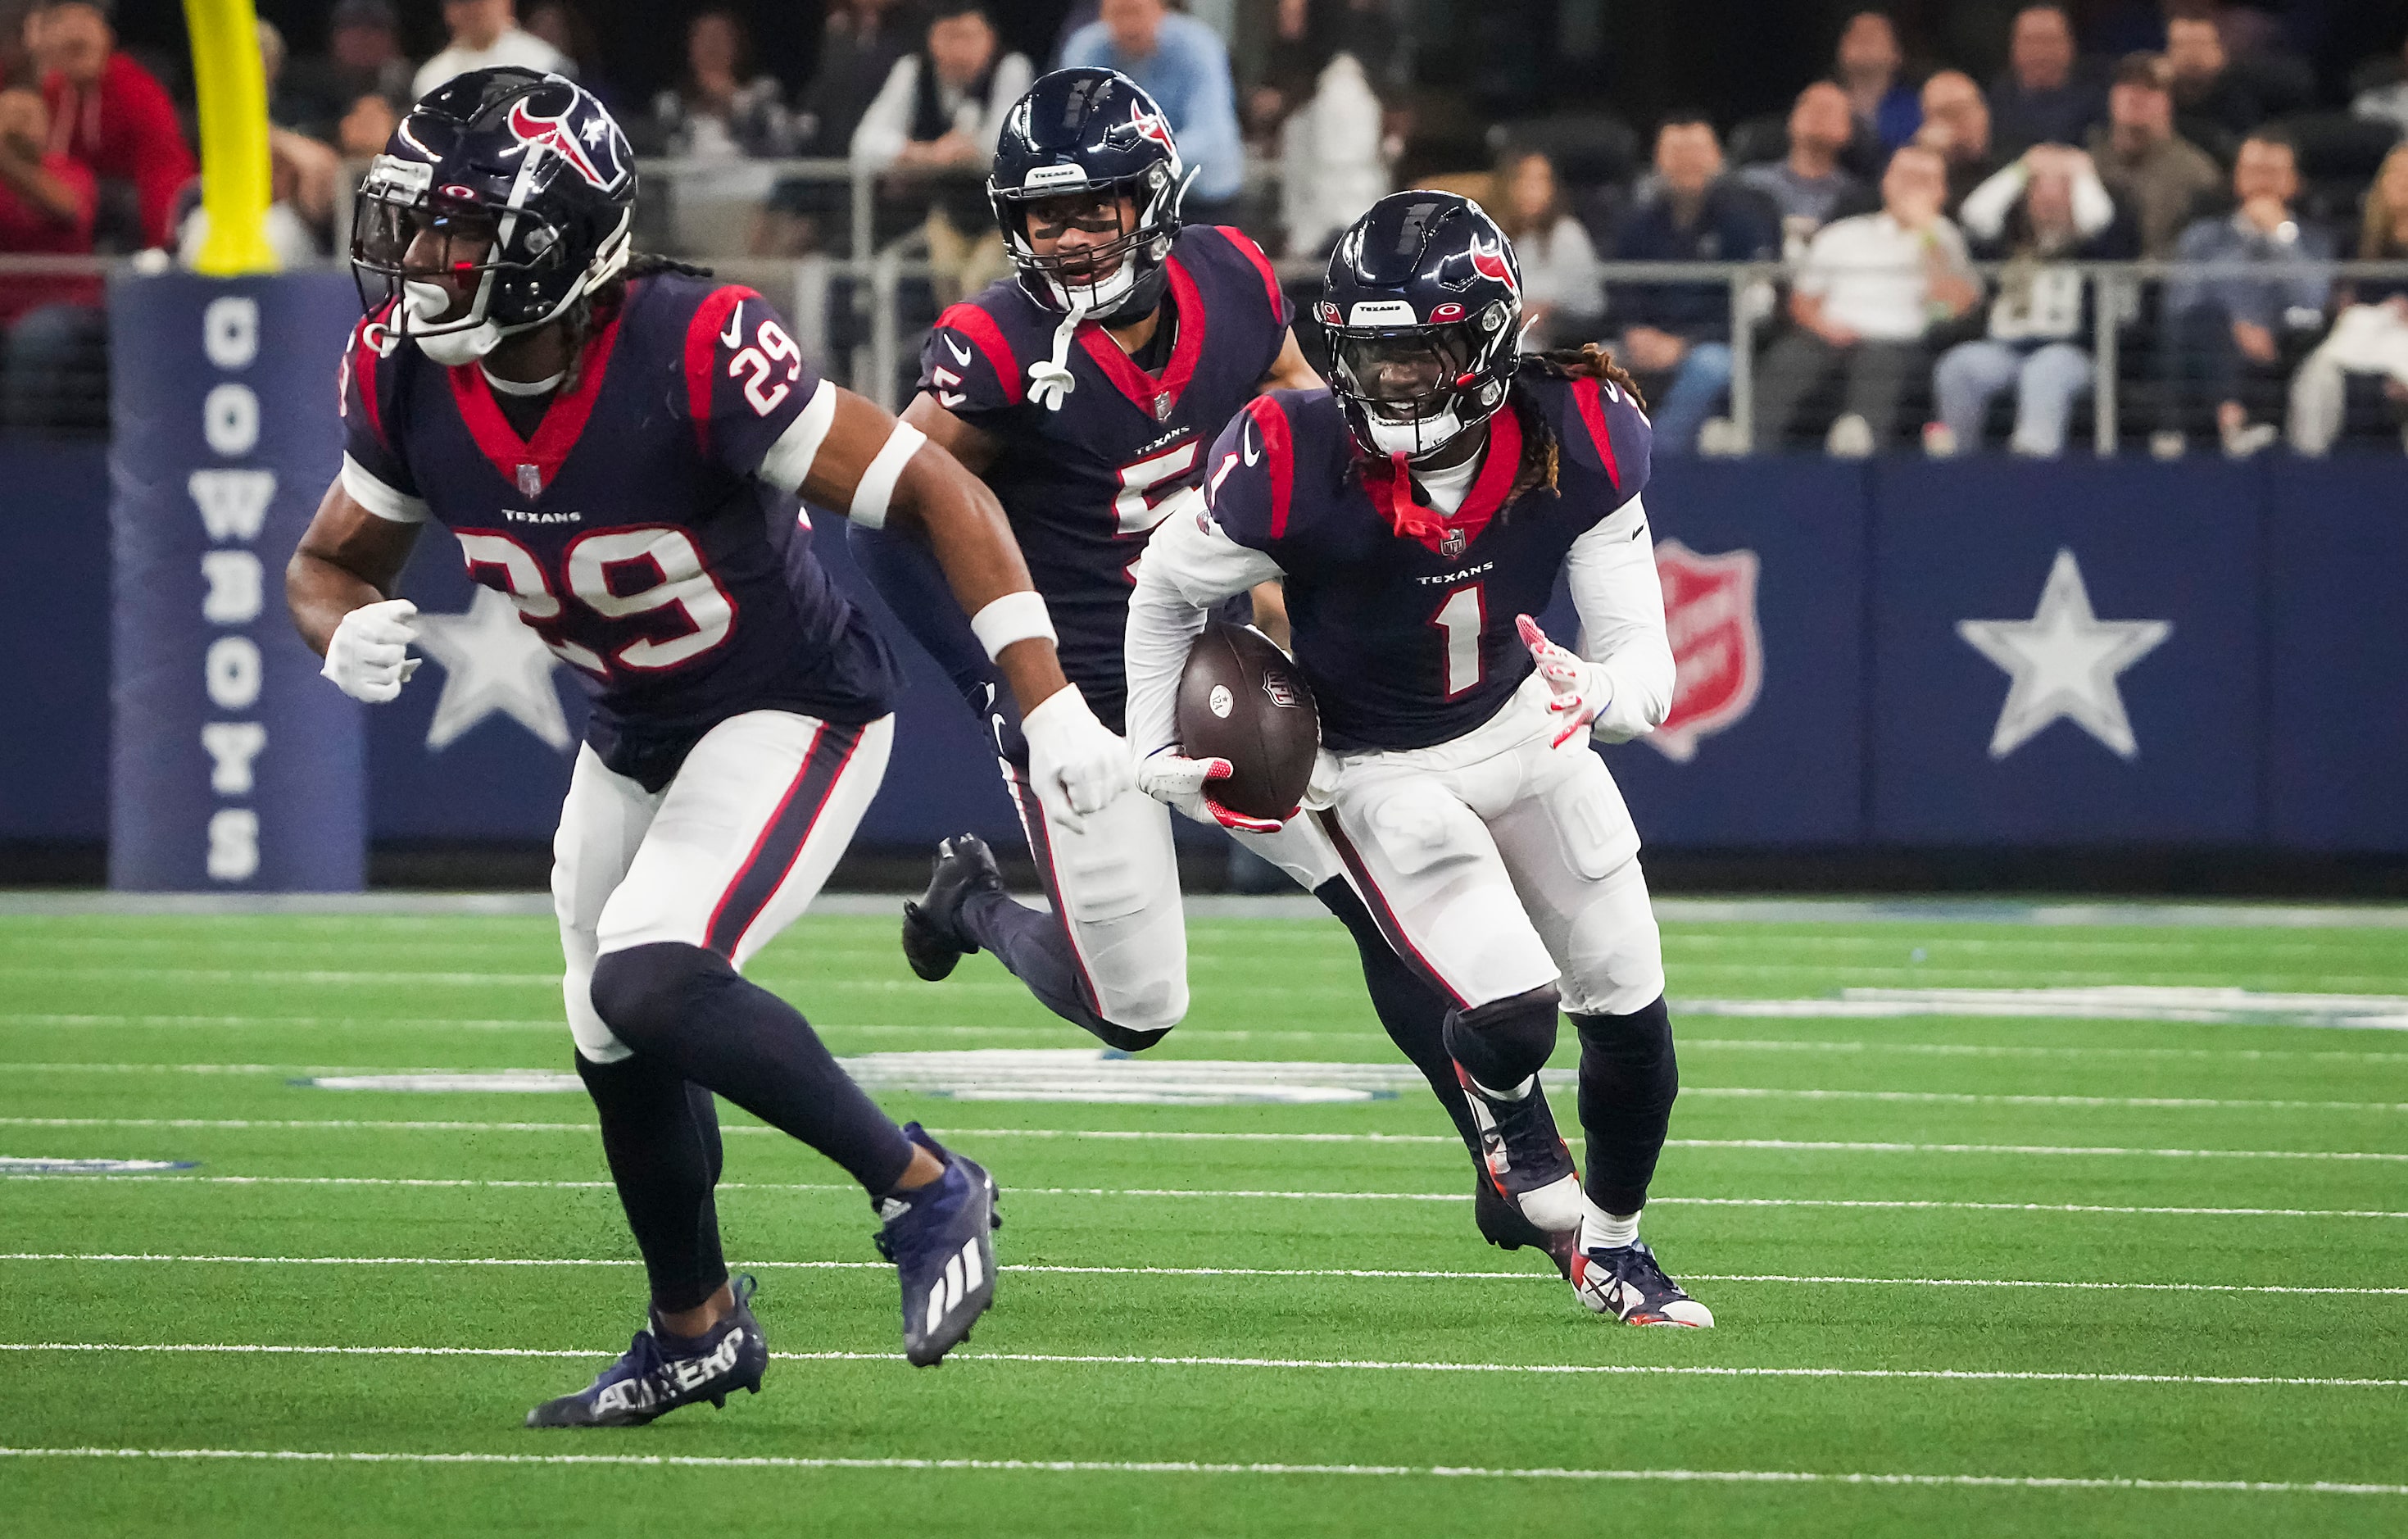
xmin=1537 ymin=492 xmax=1676 ymax=745
xmin=287 ymin=476 xmax=426 ymax=703
xmin=782 ymin=385 xmax=1128 ymax=817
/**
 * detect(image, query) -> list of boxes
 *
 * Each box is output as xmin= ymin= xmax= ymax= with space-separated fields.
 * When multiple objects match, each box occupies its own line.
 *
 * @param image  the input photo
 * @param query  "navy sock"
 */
xmin=590 ymin=942 xmax=916 ymax=1196
xmin=1571 ymin=996 xmax=1679 ymax=1214
xmin=959 ymin=886 xmax=1168 ymax=1052
xmin=1313 ymin=878 xmax=1481 ymax=1159
xmin=574 ymin=1051 xmax=728 ymax=1314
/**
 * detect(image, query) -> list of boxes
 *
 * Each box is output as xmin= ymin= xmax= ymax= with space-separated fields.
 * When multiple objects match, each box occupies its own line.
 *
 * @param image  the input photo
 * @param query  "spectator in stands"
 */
xmin=1494 ymin=148 xmax=1603 ymax=352
xmin=1915 ymin=70 xmax=2000 ymax=210
xmin=1930 ymin=143 xmax=2137 ymax=456
xmin=2088 ymin=52 xmax=2221 ymax=258
xmin=2351 ymin=34 xmax=2408 ymax=136
xmin=280 ymin=0 xmax=413 ymax=143
xmin=1612 ymin=117 xmax=1776 ymax=454
xmin=796 ymin=0 xmax=913 ymax=156
xmin=412 ymin=0 xmax=571 ymax=102
xmin=1740 ymin=81 xmax=1866 ymax=258
xmin=854 ymin=2 xmax=1032 ymax=304
xmin=1836 ymin=11 xmax=1921 ymax=152
xmin=0 ymin=83 xmax=102 ymax=433
xmin=250 ymin=20 xmax=340 ymax=247
xmin=2156 ymin=131 xmax=2333 ymax=458
xmin=1753 ymin=143 xmax=1980 ymax=456
xmin=2164 ymin=10 xmax=2265 ymax=161
xmin=27 ymin=0 xmax=193 ymax=249
xmin=2288 ymin=143 xmax=2408 ymax=456
xmin=760 ymin=0 xmax=914 ymax=256
xmin=1062 ymin=0 xmax=1246 ymax=224
xmin=524 ymin=2 xmax=619 ymax=114
xmin=650 ymin=10 xmax=796 ymax=162
xmin=337 ymin=91 xmax=398 ymax=161
xmin=1276 ymin=46 xmax=1385 ymax=258
xmin=1987 ymin=5 xmax=2103 ymax=156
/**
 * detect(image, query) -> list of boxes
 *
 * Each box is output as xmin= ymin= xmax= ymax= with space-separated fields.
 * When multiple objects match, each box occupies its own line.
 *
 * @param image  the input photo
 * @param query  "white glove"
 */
xmin=1517 ymin=613 xmax=1608 ymax=749
xmin=1021 ymin=684 xmax=1131 ymax=829
xmin=1136 ymin=746 xmax=1286 ymax=833
xmin=321 ymin=597 xmax=422 ymax=704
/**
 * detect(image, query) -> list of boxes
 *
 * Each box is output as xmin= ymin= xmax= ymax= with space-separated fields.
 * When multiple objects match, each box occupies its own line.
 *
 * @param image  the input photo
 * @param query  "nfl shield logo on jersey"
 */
xmin=1645 ymin=539 xmax=1763 ymax=762
xmin=1439 ymin=527 xmax=1467 ymax=559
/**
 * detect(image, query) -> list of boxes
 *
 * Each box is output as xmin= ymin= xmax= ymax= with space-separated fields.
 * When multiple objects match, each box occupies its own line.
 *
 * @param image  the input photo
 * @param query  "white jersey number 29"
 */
xmin=456 ymin=526 xmax=735 ymax=677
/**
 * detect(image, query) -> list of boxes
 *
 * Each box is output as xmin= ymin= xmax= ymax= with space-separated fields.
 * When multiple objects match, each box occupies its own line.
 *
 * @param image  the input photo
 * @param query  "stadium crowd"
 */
xmin=5 ymin=0 xmax=2408 ymax=455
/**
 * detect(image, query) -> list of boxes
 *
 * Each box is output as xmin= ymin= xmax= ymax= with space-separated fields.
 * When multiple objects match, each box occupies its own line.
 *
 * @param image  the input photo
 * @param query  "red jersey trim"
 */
xmin=445 ymin=306 xmax=626 ymax=497
xmin=1077 ymin=255 xmax=1206 ymax=420
xmin=1570 ymin=375 xmax=1622 ymax=490
xmin=683 ymin=284 xmax=759 ymax=461
xmin=936 ymin=302 xmax=1024 ymax=406
xmin=1365 ymin=403 xmax=1526 ymax=557
xmin=349 ymin=303 xmax=396 ymax=452
xmin=1213 ymin=225 xmax=1286 ymax=325
xmin=1243 ymin=394 xmax=1295 ymax=540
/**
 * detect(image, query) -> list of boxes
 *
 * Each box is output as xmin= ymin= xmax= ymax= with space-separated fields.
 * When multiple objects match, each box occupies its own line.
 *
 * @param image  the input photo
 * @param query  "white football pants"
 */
xmin=1000 ymin=755 xmax=1345 ymax=1037
xmin=553 ymin=710 xmax=895 ymax=1063
xmin=1314 ymin=672 xmax=1664 ymax=1018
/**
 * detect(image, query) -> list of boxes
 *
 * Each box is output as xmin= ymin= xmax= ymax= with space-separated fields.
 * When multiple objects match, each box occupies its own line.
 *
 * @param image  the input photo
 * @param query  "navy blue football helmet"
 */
xmin=351 ymin=68 xmax=636 ymax=365
xmin=987 ymin=67 xmax=1193 ymax=325
xmin=1322 ymin=191 xmax=1526 ymax=463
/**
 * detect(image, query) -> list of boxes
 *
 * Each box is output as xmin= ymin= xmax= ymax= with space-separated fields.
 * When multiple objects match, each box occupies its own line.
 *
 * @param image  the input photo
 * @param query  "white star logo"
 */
xmin=1957 ymin=547 xmax=2170 ymax=760
xmin=582 ymin=117 xmax=608 ymax=146
xmin=411 ymin=587 xmax=574 ymax=752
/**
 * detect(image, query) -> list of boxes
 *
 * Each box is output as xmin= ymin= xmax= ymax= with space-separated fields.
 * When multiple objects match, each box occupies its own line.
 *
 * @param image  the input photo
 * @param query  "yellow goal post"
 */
xmin=182 ymin=0 xmax=278 ymax=275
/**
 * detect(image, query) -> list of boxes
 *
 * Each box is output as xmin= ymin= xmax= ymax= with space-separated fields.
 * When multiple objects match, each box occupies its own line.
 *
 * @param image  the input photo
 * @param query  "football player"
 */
xmin=1122 ymin=193 xmax=1711 ymax=1327
xmin=285 ymin=70 xmax=1130 ymax=1423
xmin=848 ymin=69 xmax=1585 ymax=1271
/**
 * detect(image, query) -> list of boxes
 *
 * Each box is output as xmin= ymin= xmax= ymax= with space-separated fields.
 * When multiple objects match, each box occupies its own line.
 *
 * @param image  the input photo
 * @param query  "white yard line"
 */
xmin=10 ymin=1174 xmax=2408 ymax=1222
xmin=7 ymin=1060 xmax=2406 ymax=1115
xmin=2 ymin=1253 xmax=2401 ymax=1298
xmin=0 ymin=1343 xmax=2401 ymax=1390
xmin=7 ymin=1115 xmax=2406 ymax=1161
xmin=0 ymin=1444 xmax=2399 ymax=1495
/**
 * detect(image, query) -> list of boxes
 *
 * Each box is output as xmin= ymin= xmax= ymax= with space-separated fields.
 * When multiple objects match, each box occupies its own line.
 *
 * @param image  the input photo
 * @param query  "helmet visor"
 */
xmin=1001 ymin=184 xmax=1154 ymax=301
xmin=349 ymin=160 xmax=561 ymax=318
xmin=1331 ymin=324 xmax=1478 ymax=423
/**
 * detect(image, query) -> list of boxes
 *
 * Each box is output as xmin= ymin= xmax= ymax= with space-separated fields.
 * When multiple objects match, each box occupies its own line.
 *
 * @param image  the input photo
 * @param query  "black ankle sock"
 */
xmin=1572 ymin=995 xmax=1679 ymax=1214
xmin=574 ymin=1051 xmax=728 ymax=1314
xmin=590 ymin=942 xmax=915 ymax=1196
xmin=1313 ymin=878 xmax=1481 ymax=1157
xmin=958 ymin=887 xmax=1169 ymax=1052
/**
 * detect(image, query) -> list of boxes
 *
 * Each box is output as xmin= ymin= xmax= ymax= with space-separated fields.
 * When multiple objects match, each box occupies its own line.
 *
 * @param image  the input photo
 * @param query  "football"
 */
xmin=1175 ymin=621 xmax=1321 ymax=821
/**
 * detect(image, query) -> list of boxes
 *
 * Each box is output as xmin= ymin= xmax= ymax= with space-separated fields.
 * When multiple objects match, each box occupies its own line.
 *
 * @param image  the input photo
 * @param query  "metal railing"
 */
xmin=14 ymin=249 xmax=2408 ymax=450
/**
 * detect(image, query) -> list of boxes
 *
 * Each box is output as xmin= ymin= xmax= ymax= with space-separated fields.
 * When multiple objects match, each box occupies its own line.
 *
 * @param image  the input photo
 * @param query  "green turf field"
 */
xmin=2 ymin=901 xmax=2405 ymax=1537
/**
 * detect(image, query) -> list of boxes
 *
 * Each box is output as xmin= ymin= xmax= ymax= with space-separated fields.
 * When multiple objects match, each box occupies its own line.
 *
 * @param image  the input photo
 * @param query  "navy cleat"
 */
xmin=901 ymin=834 xmax=1002 ymax=982
xmin=1456 ymin=1065 xmax=1586 ymax=1235
xmin=874 ymin=1123 xmax=1000 ymax=1366
xmin=1472 ymin=1171 xmax=1577 ymax=1279
xmin=525 ymin=1273 xmax=769 ymax=1428
xmin=1571 ymin=1241 xmax=1715 ymax=1328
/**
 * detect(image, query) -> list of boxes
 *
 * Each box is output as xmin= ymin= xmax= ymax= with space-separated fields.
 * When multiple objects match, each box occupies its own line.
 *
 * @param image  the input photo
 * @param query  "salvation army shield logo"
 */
xmin=1645 ymin=539 xmax=1762 ymax=762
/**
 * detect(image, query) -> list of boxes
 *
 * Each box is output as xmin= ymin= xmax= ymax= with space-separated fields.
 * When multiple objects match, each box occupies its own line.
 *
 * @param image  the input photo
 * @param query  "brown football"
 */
xmin=1175 ymin=621 xmax=1321 ymax=821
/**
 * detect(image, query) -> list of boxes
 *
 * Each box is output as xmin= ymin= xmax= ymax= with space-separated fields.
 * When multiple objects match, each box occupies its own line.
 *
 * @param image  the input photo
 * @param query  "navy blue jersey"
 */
xmin=341 ymin=273 xmax=897 ymax=785
xmin=1202 ymin=369 xmax=1653 ymax=753
xmin=918 ymin=223 xmax=1291 ymax=729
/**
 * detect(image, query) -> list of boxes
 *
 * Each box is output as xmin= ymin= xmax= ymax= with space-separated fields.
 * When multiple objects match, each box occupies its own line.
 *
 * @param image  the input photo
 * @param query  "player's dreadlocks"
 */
xmin=1505 ymin=343 xmax=1648 ymax=506
xmin=552 ymin=254 xmax=719 ymax=393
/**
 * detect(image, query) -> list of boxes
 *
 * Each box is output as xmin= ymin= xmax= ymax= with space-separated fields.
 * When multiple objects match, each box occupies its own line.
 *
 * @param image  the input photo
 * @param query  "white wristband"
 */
xmin=846 ymin=420 xmax=926 ymax=529
xmin=969 ymin=591 xmax=1058 ymax=661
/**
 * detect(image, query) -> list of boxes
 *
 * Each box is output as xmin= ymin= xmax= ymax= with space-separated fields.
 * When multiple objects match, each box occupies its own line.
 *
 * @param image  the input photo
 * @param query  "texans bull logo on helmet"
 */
xmin=507 ymin=96 xmax=631 ymax=193
xmin=1467 ymin=234 xmax=1520 ymax=297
